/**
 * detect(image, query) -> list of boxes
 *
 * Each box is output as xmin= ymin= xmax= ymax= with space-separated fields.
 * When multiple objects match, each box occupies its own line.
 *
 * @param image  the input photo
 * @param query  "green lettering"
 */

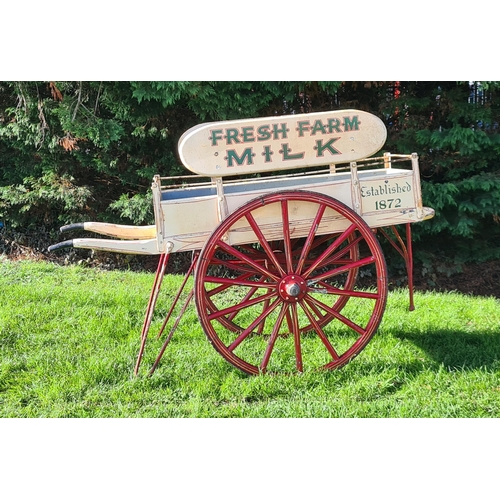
xmin=241 ymin=126 xmax=255 ymax=142
xmin=311 ymin=120 xmax=327 ymax=135
xmin=343 ymin=115 xmax=360 ymax=131
xmin=226 ymin=148 xmax=254 ymax=167
xmin=257 ymin=124 xmax=271 ymax=141
xmin=226 ymin=128 xmax=240 ymax=145
xmin=280 ymin=143 xmax=305 ymax=161
xmin=296 ymin=120 xmax=310 ymax=137
xmin=272 ymin=123 xmax=288 ymax=140
xmin=327 ymin=118 xmax=341 ymax=133
xmin=210 ymin=129 xmax=223 ymax=146
xmin=262 ymin=145 xmax=273 ymax=162
xmin=314 ymin=138 xmax=341 ymax=157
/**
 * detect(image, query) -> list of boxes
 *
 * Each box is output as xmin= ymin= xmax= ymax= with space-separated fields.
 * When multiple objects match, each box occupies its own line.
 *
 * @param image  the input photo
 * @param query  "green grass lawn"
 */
xmin=1 ymin=257 xmax=499 ymax=418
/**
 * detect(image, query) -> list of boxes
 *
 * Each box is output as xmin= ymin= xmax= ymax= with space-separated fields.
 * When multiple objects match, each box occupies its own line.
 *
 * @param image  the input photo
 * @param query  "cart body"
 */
xmin=58 ymin=110 xmax=432 ymax=255
xmin=153 ymin=153 xmax=432 ymax=255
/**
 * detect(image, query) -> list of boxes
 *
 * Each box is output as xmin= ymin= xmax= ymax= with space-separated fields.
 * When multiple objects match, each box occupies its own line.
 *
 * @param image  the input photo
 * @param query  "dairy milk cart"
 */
xmin=49 ymin=109 xmax=434 ymax=375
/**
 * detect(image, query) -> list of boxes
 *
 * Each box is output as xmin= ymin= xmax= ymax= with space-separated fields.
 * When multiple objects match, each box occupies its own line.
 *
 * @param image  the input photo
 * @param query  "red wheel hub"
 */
xmin=278 ymin=275 xmax=308 ymax=302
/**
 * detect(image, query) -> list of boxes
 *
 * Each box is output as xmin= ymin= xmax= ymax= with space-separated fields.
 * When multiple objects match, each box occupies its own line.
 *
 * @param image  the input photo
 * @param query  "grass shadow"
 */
xmin=392 ymin=327 xmax=500 ymax=370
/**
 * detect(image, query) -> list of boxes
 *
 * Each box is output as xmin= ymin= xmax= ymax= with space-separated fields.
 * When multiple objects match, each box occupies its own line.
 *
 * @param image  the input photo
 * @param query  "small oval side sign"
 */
xmin=178 ymin=109 xmax=387 ymax=176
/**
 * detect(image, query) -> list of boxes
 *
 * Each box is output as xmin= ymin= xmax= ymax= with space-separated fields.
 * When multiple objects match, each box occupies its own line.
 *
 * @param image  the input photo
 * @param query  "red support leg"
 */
xmin=135 ymin=251 xmax=198 ymax=376
xmin=156 ymin=253 xmax=198 ymax=340
xmin=134 ymin=252 xmax=169 ymax=375
xmin=148 ymin=288 xmax=194 ymax=376
xmin=406 ymin=223 xmax=415 ymax=311
xmin=377 ymin=224 xmax=415 ymax=311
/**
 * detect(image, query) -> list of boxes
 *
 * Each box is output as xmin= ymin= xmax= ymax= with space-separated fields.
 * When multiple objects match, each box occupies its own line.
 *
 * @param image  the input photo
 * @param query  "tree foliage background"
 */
xmin=0 ymin=81 xmax=499 ymax=276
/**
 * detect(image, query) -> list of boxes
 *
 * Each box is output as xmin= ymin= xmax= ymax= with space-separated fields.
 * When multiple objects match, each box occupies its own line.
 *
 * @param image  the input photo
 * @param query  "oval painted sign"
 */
xmin=178 ymin=109 xmax=387 ymax=176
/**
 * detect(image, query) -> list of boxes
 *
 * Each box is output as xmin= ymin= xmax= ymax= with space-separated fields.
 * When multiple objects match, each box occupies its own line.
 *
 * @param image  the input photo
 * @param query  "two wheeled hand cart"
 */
xmin=49 ymin=109 xmax=434 ymax=375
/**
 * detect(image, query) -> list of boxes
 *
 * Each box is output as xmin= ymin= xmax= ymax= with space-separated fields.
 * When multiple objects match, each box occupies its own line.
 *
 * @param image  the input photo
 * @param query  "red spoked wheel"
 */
xmin=194 ymin=191 xmax=388 ymax=375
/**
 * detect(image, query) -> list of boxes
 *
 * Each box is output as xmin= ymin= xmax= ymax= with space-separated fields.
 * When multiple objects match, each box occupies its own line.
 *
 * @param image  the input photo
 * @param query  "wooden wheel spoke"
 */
xmin=206 ymin=290 xmax=278 ymax=321
xmin=260 ymin=303 xmax=289 ymax=373
xmin=307 ymin=255 xmax=375 ymax=285
xmin=322 ymin=234 xmax=364 ymax=266
xmin=206 ymin=271 xmax=256 ymax=297
xmin=309 ymin=280 xmax=380 ymax=300
xmin=204 ymin=275 xmax=271 ymax=331
xmin=306 ymin=295 xmax=367 ymax=337
xmin=306 ymin=297 xmax=328 ymax=319
xmin=204 ymin=275 xmax=276 ymax=290
xmin=227 ymin=276 xmax=268 ymax=322
xmin=290 ymin=303 xmax=303 ymax=372
xmin=245 ymin=212 xmax=286 ymax=276
xmin=210 ymin=256 xmax=264 ymax=275
xmin=303 ymin=223 xmax=358 ymax=279
xmin=284 ymin=308 xmax=294 ymax=332
xmin=309 ymin=233 xmax=333 ymax=250
xmin=295 ymin=203 xmax=327 ymax=275
xmin=299 ymin=300 xmax=340 ymax=361
xmin=256 ymin=297 xmax=271 ymax=334
xmin=236 ymin=244 xmax=272 ymax=257
xmin=228 ymin=298 xmax=282 ymax=352
xmin=216 ymin=239 xmax=280 ymax=281
xmin=281 ymin=200 xmax=293 ymax=273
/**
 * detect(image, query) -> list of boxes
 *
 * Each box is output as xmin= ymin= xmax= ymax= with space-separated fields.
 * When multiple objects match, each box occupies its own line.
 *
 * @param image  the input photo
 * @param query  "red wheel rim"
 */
xmin=194 ymin=191 xmax=388 ymax=375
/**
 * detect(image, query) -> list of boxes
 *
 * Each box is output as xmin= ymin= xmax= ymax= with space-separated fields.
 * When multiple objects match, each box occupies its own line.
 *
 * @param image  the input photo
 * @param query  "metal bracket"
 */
xmin=384 ymin=152 xmax=391 ymax=169
xmin=213 ymin=177 xmax=228 ymax=223
xmin=349 ymin=161 xmax=363 ymax=215
xmin=152 ymin=175 xmax=166 ymax=252
xmin=411 ymin=153 xmax=424 ymax=219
